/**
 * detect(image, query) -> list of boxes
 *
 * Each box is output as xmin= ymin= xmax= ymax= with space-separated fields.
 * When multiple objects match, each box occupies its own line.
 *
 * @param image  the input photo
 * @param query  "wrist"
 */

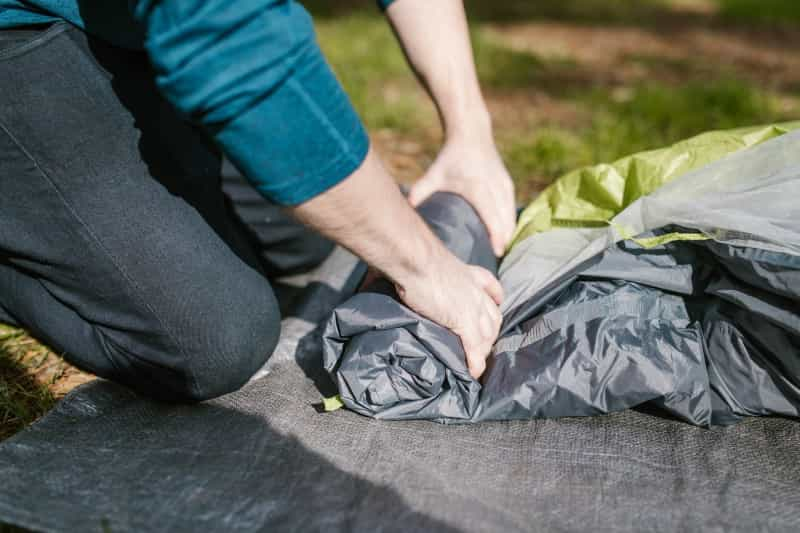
xmin=443 ymin=105 xmax=494 ymax=146
xmin=390 ymin=233 xmax=455 ymax=297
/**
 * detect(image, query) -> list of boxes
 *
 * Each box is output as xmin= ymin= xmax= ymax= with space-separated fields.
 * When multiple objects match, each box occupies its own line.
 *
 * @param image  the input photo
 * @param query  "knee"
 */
xmin=89 ymin=277 xmax=282 ymax=403
xmin=156 ymin=280 xmax=281 ymax=402
xmin=182 ymin=291 xmax=281 ymax=402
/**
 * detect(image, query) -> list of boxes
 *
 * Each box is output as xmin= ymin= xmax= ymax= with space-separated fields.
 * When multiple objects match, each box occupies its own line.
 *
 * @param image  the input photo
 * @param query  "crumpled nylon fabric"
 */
xmin=323 ymin=128 xmax=800 ymax=426
xmin=323 ymin=192 xmax=494 ymax=421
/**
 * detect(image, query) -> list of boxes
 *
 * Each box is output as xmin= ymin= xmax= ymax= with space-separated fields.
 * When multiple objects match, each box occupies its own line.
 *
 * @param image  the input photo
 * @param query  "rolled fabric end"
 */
xmin=322 ymin=192 xmax=494 ymax=421
xmin=323 ymin=293 xmax=480 ymax=421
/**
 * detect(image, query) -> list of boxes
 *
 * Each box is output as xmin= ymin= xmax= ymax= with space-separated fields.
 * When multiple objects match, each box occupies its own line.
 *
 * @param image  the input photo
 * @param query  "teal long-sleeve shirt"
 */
xmin=0 ymin=0 xmax=397 ymax=204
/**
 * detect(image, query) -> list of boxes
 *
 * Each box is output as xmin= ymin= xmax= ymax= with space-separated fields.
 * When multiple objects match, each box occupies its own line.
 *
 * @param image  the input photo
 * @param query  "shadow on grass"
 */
xmin=0 ymin=330 xmax=55 ymax=442
xmin=302 ymin=0 xmax=680 ymax=24
xmin=302 ymin=0 xmax=800 ymax=27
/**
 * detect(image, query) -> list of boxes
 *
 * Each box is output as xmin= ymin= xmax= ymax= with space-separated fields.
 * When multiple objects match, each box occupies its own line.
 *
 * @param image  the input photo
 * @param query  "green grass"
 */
xmin=716 ymin=0 xmax=800 ymax=24
xmin=310 ymin=1 xmax=798 ymax=191
xmin=501 ymin=128 xmax=592 ymax=188
xmin=315 ymin=13 xmax=561 ymax=131
xmin=305 ymin=0 xmax=691 ymax=25
xmin=0 ymin=325 xmax=56 ymax=442
xmin=584 ymin=81 xmax=780 ymax=159
xmin=315 ymin=13 xmax=429 ymax=133
xmin=472 ymin=30 xmax=555 ymax=89
xmin=306 ymin=0 xmax=800 ymax=26
xmin=500 ymin=81 xmax=786 ymax=185
xmin=462 ymin=0 xmax=680 ymax=24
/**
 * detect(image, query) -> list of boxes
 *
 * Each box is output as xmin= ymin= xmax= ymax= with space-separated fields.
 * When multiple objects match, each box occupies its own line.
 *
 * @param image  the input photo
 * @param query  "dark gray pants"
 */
xmin=0 ymin=24 xmax=333 ymax=401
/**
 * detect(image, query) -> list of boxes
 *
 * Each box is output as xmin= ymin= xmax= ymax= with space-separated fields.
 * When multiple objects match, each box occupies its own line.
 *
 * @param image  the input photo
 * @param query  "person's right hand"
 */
xmin=394 ymin=253 xmax=503 ymax=379
xmin=291 ymin=147 xmax=503 ymax=378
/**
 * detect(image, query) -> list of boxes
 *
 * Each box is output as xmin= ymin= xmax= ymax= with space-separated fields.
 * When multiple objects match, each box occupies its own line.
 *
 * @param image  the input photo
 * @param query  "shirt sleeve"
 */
xmin=130 ymin=0 xmax=369 ymax=205
xmin=377 ymin=0 xmax=398 ymax=9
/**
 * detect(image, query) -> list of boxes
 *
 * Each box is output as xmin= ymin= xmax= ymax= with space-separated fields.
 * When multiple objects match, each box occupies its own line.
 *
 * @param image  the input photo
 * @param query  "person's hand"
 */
xmin=394 ymin=252 xmax=503 ymax=379
xmin=408 ymin=135 xmax=516 ymax=256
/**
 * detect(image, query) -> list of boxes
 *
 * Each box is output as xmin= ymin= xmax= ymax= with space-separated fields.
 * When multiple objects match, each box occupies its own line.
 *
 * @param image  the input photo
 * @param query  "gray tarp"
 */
xmin=2 ymin=246 xmax=800 ymax=532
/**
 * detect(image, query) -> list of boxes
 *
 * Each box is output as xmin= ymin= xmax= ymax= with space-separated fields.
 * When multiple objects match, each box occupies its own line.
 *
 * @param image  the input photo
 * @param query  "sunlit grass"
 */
xmin=501 ymin=81 xmax=787 ymax=187
xmin=315 ymin=5 xmax=794 ymax=194
xmin=0 ymin=325 xmax=56 ymax=442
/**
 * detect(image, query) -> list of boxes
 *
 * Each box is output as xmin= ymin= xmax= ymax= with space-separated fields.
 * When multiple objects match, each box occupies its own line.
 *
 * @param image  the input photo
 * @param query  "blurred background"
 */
xmin=305 ymin=0 xmax=800 ymax=199
xmin=2 ymin=0 xmax=800 ymax=441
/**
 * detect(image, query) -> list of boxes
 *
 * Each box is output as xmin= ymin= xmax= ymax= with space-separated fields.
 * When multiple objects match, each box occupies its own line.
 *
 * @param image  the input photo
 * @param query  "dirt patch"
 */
xmin=486 ymin=21 xmax=800 ymax=90
xmin=372 ymin=130 xmax=438 ymax=185
xmin=486 ymin=90 xmax=588 ymax=131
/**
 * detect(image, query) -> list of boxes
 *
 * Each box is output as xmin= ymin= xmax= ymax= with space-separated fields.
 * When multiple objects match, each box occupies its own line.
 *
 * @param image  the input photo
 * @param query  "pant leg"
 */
xmin=221 ymin=158 xmax=335 ymax=277
xmin=0 ymin=24 xmax=280 ymax=401
xmin=0 ymin=301 xmax=17 ymax=327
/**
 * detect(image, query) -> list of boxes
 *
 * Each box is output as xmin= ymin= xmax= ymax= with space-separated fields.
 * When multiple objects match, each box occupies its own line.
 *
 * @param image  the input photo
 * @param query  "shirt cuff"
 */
xmin=214 ymin=40 xmax=370 ymax=206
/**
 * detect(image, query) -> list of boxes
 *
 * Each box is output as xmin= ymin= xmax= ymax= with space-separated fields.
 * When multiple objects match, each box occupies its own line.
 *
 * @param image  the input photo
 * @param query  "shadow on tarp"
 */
xmin=0 ymin=380 xmax=456 ymax=532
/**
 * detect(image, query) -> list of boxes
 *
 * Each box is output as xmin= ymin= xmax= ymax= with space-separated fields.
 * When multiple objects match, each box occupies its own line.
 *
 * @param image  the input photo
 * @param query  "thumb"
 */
xmin=407 ymin=175 xmax=442 ymax=207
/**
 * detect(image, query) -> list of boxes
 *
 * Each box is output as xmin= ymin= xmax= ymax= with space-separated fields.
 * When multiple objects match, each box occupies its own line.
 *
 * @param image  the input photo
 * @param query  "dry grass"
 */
xmin=0 ymin=324 xmax=93 ymax=442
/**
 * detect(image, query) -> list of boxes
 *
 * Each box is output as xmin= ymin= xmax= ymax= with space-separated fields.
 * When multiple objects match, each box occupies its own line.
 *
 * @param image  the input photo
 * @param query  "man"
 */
xmin=0 ymin=0 xmax=515 ymax=401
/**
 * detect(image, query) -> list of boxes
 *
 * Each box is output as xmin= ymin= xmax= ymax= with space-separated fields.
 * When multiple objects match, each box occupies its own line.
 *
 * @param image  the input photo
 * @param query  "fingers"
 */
xmin=471 ymin=266 xmax=504 ymax=306
xmin=461 ymin=294 xmax=502 ymax=379
xmin=493 ymin=188 xmax=517 ymax=256
xmin=472 ymin=186 xmax=516 ymax=257
xmin=461 ymin=269 xmax=504 ymax=380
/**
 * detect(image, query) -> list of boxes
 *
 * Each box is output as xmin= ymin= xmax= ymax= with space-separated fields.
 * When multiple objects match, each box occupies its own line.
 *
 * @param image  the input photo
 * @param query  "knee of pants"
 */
xmin=116 ymin=280 xmax=283 ymax=403
xmin=180 ymin=292 xmax=282 ymax=402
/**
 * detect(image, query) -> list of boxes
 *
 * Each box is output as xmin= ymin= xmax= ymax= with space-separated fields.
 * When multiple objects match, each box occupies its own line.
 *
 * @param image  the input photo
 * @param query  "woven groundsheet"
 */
xmin=1 ymin=247 xmax=799 ymax=532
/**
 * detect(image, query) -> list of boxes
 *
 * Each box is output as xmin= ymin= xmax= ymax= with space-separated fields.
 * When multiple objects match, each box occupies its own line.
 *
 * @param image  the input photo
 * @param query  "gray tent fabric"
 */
xmin=322 ymin=192 xmax=494 ymax=422
xmin=323 ymin=225 xmax=800 ymax=426
xmin=2 ymin=246 xmax=800 ymax=532
xmin=487 ymin=233 xmax=800 ymax=426
xmin=323 ymin=133 xmax=800 ymax=427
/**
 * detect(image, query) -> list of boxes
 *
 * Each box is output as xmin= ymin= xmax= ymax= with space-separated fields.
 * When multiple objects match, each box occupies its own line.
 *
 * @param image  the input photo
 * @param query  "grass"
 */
xmin=311 ymin=0 xmax=799 ymax=190
xmin=307 ymin=0 xmax=800 ymax=25
xmin=587 ymin=81 xmax=780 ymax=157
xmin=0 ymin=325 xmax=57 ymax=442
xmin=315 ymin=13 xmax=428 ymax=133
xmin=717 ymin=0 xmax=800 ymax=24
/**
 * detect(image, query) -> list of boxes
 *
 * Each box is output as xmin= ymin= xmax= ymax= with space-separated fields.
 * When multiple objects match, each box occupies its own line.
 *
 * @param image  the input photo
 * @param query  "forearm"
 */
xmin=290 ymin=147 xmax=456 ymax=290
xmin=385 ymin=0 xmax=491 ymax=141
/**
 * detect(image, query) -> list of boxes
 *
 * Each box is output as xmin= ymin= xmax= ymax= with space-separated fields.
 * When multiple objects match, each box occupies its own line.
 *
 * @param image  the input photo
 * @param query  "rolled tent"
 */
xmin=323 ymin=192 xmax=495 ymax=421
xmin=324 ymin=125 xmax=800 ymax=426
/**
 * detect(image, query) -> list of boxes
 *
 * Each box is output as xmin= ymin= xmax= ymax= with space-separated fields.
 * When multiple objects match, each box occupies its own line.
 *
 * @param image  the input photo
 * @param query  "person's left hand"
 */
xmin=408 ymin=135 xmax=516 ymax=256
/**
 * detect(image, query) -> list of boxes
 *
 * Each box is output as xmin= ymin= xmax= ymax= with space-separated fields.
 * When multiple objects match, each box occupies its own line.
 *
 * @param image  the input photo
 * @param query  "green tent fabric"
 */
xmin=511 ymin=122 xmax=800 ymax=247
